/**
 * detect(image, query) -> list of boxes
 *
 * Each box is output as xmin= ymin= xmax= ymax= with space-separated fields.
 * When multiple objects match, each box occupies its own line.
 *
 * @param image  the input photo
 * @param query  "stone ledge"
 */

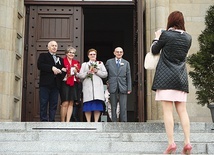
xmin=0 ymin=122 xmax=213 ymax=133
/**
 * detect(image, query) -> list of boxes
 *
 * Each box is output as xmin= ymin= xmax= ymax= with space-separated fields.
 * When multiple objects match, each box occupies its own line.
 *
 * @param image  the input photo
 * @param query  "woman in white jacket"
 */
xmin=77 ymin=48 xmax=107 ymax=122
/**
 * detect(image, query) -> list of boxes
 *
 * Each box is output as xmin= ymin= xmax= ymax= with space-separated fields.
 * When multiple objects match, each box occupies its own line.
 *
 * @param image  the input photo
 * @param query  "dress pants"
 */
xmin=71 ymin=105 xmax=80 ymax=122
xmin=39 ymin=86 xmax=59 ymax=122
xmin=110 ymin=92 xmax=127 ymax=122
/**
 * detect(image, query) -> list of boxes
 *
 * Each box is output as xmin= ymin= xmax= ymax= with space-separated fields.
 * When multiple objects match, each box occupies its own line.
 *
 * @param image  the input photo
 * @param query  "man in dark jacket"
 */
xmin=37 ymin=40 xmax=63 ymax=122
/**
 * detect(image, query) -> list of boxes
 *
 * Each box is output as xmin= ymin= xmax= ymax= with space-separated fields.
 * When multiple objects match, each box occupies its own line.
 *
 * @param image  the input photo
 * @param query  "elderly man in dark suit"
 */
xmin=105 ymin=47 xmax=132 ymax=122
xmin=37 ymin=40 xmax=63 ymax=122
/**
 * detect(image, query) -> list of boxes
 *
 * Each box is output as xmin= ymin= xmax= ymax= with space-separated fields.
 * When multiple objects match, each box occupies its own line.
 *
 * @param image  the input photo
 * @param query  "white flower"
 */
xmin=56 ymin=57 xmax=61 ymax=65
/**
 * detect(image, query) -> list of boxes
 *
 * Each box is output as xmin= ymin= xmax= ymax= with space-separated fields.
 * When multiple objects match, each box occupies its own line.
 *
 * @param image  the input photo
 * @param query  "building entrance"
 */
xmin=22 ymin=1 xmax=144 ymax=122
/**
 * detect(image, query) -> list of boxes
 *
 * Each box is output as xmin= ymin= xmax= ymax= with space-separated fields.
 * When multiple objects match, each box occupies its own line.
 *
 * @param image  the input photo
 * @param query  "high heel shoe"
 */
xmin=182 ymin=143 xmax=192 ymax=155
xmin=164 ymin=142 xmax=177 ymax=154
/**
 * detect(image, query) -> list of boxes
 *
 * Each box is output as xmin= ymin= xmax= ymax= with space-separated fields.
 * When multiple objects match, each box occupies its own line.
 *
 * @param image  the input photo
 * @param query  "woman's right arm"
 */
xmin=151 ymin=30 xmax=167 ymax=55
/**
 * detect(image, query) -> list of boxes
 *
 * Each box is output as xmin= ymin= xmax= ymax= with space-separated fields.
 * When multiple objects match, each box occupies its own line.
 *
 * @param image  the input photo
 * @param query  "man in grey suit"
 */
xmin=105 ymin=47 xmax=132 ymax=122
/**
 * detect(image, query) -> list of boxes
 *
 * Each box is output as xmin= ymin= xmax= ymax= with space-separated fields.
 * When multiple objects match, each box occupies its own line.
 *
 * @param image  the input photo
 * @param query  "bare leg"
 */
xmin=94 ymin=111 xmax=101 ymax=122
xmin=60 ymin=101 xmax=68 ymax=122
xmin=66 ymin=101 xmax=74 ymax=122
xmin=162 ymin=101 xmax=175 ymax=145
xmin=175 ymin=101 xmax=190 ymax=145
xmin=85 ymin=112 xmax=91 ymax=122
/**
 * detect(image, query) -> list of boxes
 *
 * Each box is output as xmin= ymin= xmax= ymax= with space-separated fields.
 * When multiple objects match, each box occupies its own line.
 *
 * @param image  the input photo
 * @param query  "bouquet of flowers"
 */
xmin=87 ymin=61 xmax=101 ymax=80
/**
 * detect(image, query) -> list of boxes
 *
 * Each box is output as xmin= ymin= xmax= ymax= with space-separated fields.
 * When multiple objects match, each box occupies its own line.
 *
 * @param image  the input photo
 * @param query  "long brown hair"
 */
xmin=166 ymin=11 xmax=186 ymax=31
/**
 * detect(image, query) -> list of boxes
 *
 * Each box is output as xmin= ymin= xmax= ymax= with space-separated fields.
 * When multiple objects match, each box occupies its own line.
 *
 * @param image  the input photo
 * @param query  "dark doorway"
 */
xmin=83 ymin=6 xmax=133 ymax=63
xmin=83 ymin=6 xmax=137 ymax=121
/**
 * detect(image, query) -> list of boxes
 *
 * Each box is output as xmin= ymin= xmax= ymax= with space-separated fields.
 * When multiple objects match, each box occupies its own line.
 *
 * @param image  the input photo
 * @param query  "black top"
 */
xmin=37 ymin=52 xmax=63 ymax=89
xmin=151 ymin=29 xmax=192 ymax=93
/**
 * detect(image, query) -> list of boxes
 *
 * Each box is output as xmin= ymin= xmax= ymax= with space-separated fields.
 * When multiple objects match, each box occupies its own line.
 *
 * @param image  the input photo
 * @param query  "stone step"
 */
xmin=0 ymin=132 xmax=214 ymax=143
xmin=0 ymin=141 xmax=213 ymax=154
xmin=0 ymin=153 xmax=211 ymax=155
xmin=0 ymin=153 xmax=195 ymax=155
xmin=0 ymin=122 xmax=213 ymax=154
xmin=0 ymin=122 xmax=213 ymax=133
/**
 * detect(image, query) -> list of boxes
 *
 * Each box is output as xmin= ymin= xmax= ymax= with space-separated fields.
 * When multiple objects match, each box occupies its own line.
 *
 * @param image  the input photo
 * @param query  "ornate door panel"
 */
xmin=24 ymin=6 xmax=83 ymax=121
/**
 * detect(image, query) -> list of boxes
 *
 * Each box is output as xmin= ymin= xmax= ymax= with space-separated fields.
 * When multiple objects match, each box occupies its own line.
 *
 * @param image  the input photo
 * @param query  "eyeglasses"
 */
xmin=68 ymin=52 xmax=75 ymax=54
xmin=115 ymin=51 xmax=123 ymax=53
xmin=89 ymin=53 xmax=96 ymax=56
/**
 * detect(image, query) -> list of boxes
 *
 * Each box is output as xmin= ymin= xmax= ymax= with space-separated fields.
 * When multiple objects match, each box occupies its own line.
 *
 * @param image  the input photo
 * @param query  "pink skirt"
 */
xmin=155 ymin=89 xmax=187 ymax=102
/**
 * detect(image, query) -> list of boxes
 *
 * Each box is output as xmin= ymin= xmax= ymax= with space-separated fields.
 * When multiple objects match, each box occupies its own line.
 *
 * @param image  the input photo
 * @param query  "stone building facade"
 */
xmin=0 ymin=0 xmax=25 ymax=121
xmin=145 ymin=0 xmax=213 ymax=122
xmin=0 ymin=0 xmax=213 ymax=122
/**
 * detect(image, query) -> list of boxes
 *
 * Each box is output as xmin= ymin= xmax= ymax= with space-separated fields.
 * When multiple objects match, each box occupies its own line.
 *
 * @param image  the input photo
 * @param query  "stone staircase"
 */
xmin=0 ymin=122 xmax=214 ymax=154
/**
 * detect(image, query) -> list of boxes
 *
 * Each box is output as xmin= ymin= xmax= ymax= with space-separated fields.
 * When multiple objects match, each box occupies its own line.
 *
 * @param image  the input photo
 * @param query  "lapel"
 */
xmin=47 ymin=52 xmax=55 ymax=65
xmin=49 ymin=52 xmax=61 ymax=66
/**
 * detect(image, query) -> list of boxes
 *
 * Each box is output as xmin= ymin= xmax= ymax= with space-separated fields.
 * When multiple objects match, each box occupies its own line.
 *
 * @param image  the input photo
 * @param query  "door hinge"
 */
xmin=25 ymin=44 xmax=28 ymax=51
xmin=26 ymin=7 xmax=30 ymax=14
xmin=23 ymin=80 xmax=27 ymax=88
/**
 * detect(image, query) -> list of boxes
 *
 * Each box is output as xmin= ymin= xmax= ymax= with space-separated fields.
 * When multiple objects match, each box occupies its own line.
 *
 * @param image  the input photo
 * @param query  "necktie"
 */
xmin=53 ymin=55 xmax=57 ymax=64
xmin=117 ymin=59 xmax=120 ymax=67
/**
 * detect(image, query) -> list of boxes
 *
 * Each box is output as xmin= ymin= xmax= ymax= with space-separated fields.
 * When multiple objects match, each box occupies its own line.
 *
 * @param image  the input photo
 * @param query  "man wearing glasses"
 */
xmin=105 ymin=47 xmax=132 ymax=122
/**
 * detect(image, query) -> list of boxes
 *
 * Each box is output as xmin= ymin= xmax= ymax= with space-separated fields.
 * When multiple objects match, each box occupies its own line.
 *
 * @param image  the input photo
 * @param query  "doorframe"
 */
xmin=23 ymin=0 xmax=146 ymax=122
xmin=136 ymin=0 xmax=146 ymax=122
xmin=21 ymin=6 xmax=30 ymax=121
xmin=24 ymin=0 xmax=135 ymax=6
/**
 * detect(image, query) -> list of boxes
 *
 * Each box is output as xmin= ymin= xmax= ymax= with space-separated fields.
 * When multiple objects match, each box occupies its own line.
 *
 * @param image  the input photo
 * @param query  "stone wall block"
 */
xmin=0 ymin=50 xmax=12 ymax=72
xmin=5 ymin=7 xmax=14 ymax=29
xmin=0 ymin=94 xmax=11 ymax=121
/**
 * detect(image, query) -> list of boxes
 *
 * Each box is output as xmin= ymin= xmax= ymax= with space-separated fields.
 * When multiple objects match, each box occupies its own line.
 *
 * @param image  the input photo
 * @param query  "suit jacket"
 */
xmin=37 ymin=52 xmax=63 ymax=89
xmin=105 ymin=58 xmax=132 ymax=94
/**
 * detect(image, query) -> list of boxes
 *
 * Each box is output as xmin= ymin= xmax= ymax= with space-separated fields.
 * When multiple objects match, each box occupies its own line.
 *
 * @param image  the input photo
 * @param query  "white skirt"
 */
xmin=155 ymin=89 xmax=187 ymax=102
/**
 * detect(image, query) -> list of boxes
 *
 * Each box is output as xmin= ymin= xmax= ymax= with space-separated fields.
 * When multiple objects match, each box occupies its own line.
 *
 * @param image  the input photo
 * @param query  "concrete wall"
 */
xmin=0 ymin=0 xmax=25 ymax=121
xmin=145 ymin=0 xmax=214 ymax=122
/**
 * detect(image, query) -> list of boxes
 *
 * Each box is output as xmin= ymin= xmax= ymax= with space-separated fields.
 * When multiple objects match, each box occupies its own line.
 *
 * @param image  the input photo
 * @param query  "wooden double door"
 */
xmin=23 ymin=5 xmax=83 ymax=121
xmin=22 ymin=1 xmax=146 ymax=122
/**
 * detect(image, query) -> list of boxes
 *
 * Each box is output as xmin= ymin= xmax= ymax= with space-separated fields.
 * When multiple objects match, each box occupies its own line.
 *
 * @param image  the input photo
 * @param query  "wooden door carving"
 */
xmin=24 ymin=5 xmax=83 ymax=121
